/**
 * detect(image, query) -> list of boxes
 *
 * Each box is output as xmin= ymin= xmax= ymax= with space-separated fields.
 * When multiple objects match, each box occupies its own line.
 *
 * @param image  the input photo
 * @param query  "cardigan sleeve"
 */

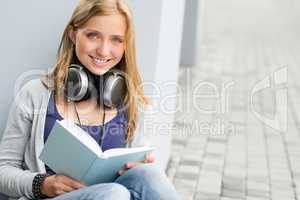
xmin=0 ymin=82 xmax=38 ymax=199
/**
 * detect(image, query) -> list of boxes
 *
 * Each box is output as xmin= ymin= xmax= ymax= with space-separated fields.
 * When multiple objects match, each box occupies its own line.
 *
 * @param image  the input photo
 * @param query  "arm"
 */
xmin=0 ymin=82 xmax=85 ymax=199
xmin=0 ymin=84 xmax=37 ymax=199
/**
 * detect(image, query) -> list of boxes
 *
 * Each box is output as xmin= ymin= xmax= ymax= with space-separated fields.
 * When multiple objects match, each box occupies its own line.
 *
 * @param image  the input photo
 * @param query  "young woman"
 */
xmin=0 ymin=0 xmax=180 ymax=199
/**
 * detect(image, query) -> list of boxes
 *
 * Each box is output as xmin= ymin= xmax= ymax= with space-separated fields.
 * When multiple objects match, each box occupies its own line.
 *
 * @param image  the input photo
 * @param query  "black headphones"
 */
xmin=65 ymin=64 xmax=127 ymax=108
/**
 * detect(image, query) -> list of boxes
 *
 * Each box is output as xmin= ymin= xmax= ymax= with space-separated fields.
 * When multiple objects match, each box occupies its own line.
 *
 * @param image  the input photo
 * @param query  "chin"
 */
xmin=90 ymin=68 xmax=110 ymax=76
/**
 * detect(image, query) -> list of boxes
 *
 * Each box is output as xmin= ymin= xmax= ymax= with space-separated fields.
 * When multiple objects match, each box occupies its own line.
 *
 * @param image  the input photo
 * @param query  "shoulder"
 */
xmin=16 ymin=78 xmax=49 ymax=99
xmin=20 ymin=78 xmax=47 ymax=92
xmin=13 ymin=78 xmax=51 ymax=111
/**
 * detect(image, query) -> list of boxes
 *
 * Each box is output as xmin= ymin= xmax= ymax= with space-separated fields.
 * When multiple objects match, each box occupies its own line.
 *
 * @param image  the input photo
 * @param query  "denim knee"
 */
xmin=41 ymin=183 xmax=130 ymax=200
xmin=116 ymin=164 xmax=180 ymax=200
xmin=83 ymin=183 xmax=130 ymax=200
xmin=105 ymin=183 xmax=130 ymax=199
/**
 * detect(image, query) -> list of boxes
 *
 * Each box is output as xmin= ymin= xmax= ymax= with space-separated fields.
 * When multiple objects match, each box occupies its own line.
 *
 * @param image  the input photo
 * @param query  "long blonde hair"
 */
xmin=44 ymin=0 xmax=148 ymax=142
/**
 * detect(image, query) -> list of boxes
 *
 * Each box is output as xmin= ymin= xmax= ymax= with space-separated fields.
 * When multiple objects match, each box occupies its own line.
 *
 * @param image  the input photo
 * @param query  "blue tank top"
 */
xmin=44 ymin=93 xmax=128 ymax=174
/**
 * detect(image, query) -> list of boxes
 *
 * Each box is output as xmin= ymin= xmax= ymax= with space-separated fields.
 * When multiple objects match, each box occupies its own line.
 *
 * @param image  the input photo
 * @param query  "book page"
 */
xmin=103 ymin=146 xmax=153 ymax=158
xmin=58 ymin=120 xmax=103 ymax=157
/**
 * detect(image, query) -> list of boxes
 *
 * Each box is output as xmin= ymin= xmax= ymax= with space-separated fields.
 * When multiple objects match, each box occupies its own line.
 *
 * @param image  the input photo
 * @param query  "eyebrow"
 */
xmin=84 ymin=29 xmax=125 ymax=38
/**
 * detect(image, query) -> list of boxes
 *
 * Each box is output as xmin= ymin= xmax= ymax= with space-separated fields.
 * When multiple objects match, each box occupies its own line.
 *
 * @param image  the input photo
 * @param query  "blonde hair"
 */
xmin=44 ymin=0 xmax=148 ymax=142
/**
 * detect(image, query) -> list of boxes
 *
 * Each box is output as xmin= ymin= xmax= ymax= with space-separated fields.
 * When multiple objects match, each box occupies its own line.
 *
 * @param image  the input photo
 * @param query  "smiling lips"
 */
xmin=90 ymin=56 xmax=112 ymax=67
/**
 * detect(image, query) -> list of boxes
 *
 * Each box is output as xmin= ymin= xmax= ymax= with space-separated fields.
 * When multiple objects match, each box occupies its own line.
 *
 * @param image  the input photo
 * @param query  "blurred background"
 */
xmin=168 ymin=0 xmax=300 ymax=199
xmin=1 ymin=0 xmax=300 ymax=199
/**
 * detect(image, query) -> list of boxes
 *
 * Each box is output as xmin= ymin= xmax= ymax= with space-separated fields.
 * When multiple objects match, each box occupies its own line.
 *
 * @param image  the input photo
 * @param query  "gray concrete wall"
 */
xmin=129 ymin=0 xmax=185 ymax=169
xmin=180 ymin=0 xmax=203 ymax=67
xmin=127 ymin=0 xmax=162 ymax=83
xmin=0 ymin=0 xmax=79 ymax=141
xmin=180 ymin=0 xmax=199 ymax=66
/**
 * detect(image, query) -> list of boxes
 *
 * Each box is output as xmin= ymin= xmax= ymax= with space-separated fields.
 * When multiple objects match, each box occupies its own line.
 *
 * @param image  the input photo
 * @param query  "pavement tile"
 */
xmin=177 ymin=164 xmax=201 ymax=172
xmin=221 ymin=197 xmax=243 ymax=200
xmin=222 ymin=176 xmax=245 ymax=190
xmin=246 ymin=196 xmax=269 ymax=200
xmin=221 ymin=188 xmax=245 ymax=199
xmin=197 ymin=171 xmax=223 ymax=195
xmin=194 ymin=192 xmax=221 ymax=200
xmin=173 ymin=178 xmax=198 ymax=190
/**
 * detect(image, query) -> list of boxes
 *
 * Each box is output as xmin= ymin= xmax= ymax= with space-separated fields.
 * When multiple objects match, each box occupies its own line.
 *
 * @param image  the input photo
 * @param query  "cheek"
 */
xmin=113 ymin=46 xmax=125 ymax=59
xmin=76 ymin=40 xmax=95 ymax=55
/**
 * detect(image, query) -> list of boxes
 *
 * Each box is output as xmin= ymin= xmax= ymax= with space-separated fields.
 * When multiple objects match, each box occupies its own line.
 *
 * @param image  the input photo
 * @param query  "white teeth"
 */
xmin=93 ymin=58 xmax=109 ymax=64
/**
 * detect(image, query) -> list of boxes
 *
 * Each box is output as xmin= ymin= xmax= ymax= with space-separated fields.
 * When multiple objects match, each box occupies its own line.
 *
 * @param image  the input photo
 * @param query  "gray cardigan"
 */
xmin=0 ymin=79 xmax=155 ymax=200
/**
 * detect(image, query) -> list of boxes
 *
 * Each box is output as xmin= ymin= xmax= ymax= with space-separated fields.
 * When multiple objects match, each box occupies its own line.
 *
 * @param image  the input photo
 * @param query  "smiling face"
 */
xmin=70 ymin=14 xmax=127 ymax=75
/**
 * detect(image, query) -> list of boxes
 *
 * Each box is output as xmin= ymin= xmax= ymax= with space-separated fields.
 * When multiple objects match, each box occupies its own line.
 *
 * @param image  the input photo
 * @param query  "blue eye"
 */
xmin=112 ymin=37 xmax=124 ymax=44
xmin=86 ymin=32 xmax=98 ymax=39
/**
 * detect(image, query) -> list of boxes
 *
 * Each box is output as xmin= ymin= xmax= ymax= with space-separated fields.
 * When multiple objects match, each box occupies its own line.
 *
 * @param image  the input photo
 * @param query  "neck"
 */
xmin=76 ymin=96 xmax=98 ymax=107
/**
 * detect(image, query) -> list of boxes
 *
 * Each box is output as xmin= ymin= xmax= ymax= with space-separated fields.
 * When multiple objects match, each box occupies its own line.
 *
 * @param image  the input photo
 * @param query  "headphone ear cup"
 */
xmin=65 ymin=65 xmax=89 ymax=101
xmin=102 ymin=73 xmax=127 ymax=108
xmin=66 ymin=65 xmax=126 ymax=106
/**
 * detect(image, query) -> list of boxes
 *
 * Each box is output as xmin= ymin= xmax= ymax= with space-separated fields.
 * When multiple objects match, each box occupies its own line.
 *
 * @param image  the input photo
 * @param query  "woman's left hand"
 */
xmin=118 ymin=153 xmax=155 ymax=176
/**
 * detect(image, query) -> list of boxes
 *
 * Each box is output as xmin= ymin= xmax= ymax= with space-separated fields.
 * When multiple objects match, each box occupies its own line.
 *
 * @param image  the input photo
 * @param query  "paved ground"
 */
xmin=166 ymin=0 xmax=300 ymax=199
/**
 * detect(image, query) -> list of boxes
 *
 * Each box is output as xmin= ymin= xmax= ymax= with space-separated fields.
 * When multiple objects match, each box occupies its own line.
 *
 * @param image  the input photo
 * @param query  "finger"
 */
xmin=126 ymin=162 xmax=139 ymax=169
xmin=144 ymin=153 xmax=155 ymax=163
xmin=51 ymin=183 xmax=73 ymax=197
xmin=118 ymin=169 xmax=126 ymax=176
xmin=119 ymin=162 xmax=140 ymax=176
xmin=60 ymin=176 xmax=85 ymax=189
xmin=70 ymin=180 xmax=85 ymax=189
xmin=60 ymin=184 xmax=75 ymax=193
xmin=53 ymin=190 xmax=66 ymax=197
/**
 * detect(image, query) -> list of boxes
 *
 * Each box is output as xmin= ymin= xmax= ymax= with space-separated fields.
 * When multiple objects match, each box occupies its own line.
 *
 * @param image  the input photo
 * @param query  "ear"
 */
xmin=68 ymin=28 xmax=77 ymax=44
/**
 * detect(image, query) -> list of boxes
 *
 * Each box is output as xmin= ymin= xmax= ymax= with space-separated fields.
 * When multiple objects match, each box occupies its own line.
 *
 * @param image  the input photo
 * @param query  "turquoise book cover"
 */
xmin=39 ymin=120 xmax=153 ymax=185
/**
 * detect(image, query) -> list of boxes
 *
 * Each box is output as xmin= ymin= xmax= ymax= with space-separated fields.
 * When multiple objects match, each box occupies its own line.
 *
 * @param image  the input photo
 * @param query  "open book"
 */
xmin=39 ymin=120 xmax=153 ymax=185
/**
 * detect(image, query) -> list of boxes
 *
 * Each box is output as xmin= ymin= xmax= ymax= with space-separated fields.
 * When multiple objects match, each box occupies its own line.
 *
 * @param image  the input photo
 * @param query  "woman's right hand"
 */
xmin=41 ymin=174 xmax=86 ymax=197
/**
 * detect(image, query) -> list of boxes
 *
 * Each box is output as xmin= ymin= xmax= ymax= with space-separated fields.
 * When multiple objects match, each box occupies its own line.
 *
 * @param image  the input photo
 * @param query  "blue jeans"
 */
xmin=42 ymin=164 xmax=180 ymax=200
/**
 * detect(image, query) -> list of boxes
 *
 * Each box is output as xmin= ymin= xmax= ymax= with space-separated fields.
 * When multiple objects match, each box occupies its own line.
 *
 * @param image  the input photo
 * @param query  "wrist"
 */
xmin=32 ymin=173 xmax=49 ymax=199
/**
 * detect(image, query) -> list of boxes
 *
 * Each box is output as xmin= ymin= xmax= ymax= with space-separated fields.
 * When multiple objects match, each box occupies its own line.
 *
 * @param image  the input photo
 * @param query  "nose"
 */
xmin=96 ymin=40 xmax=110 ymax=57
